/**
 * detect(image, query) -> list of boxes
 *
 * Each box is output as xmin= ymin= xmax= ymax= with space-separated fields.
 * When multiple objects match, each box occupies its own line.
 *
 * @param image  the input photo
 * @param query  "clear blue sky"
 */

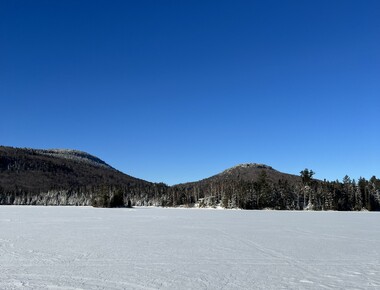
xmin=1 ymin=0 xmax=379 ymax=185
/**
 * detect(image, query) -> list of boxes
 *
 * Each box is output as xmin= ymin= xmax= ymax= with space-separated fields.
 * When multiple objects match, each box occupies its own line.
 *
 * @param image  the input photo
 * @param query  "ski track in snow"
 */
xmin=0 ymin=206 xmax=380 ymax=289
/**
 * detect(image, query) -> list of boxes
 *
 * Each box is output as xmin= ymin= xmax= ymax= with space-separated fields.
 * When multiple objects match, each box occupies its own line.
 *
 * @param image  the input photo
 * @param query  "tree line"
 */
xmin=157 ymin=169 xmax=380 ymax=211
xmin=89 ymin=169 xmax=380 ymax=211
xmin=1 ymin=160 xmax=379 ymax=210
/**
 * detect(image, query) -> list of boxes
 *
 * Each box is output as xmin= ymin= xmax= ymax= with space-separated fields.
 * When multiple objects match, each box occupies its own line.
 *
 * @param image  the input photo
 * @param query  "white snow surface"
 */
xmin=1 ymin=206 xmax=379 ymax=289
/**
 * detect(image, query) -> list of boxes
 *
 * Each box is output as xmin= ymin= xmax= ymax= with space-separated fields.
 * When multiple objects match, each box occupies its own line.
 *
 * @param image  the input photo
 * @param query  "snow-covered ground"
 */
xmin=1 ymin=207 xmax=379 ymax=289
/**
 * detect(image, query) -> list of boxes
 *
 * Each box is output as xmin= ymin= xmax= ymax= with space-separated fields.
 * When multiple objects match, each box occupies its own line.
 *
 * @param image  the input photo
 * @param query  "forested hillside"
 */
xmin=0 ymin=146 xmax=168 ymax=206
xmin=170 ymin=166 xmax=380 ymax=211
xmin=0 ymin=146 xmax=379 ymax=210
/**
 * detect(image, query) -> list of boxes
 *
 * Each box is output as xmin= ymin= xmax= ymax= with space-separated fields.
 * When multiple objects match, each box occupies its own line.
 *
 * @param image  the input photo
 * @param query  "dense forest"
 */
xmin=0 ymin=146 xmax=168 ymax=207
xmin=167 ymin=169 xmax=380 ymax=211
xmin=0 ymin=146 xmax=379 ymax=210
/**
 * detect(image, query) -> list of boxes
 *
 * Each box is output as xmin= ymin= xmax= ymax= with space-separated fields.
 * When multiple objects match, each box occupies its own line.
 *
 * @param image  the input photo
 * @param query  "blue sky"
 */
xmin=1 ymin=0 xmax=379 ymax=184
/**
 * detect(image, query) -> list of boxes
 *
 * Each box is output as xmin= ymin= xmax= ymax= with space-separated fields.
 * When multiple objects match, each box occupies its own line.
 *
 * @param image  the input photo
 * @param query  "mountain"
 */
xmin=169 ymin=163 xmax=303 ymax=209
xmin=170 ymin=164 xmax=379 ymax=211
xmin=198 ymin=163 xmax=301 ymax=184
xmin=0 ymin=146 xmax=167 ymax=206
xmin=1 ymin=146 xmax=379 ymax=210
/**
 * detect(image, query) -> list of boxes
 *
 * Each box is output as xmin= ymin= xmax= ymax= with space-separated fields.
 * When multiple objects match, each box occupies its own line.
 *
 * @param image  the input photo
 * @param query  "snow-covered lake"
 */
xmin=1 ymin=207 xmax=379 ymax=289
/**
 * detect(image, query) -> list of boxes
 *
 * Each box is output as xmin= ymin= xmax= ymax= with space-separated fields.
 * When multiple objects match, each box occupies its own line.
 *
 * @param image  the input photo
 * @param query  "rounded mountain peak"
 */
xmin=36 ymin=148 xmax=113 ymax=169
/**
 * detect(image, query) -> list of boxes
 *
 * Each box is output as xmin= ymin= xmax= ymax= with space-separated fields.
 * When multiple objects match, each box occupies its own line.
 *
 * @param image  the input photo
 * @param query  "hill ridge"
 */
xmin=1 ymin=145 xmax=379 ymax=211
xmin=34 ymin=148 xmax=113 ymax=169
xmin=0 ymin=146 xmax=168 ymax=207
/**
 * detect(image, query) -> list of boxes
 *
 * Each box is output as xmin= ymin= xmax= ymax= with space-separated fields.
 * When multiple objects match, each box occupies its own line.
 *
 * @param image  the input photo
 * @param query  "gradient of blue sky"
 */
xmin=1 ymin=0 xmax=379 ymax=184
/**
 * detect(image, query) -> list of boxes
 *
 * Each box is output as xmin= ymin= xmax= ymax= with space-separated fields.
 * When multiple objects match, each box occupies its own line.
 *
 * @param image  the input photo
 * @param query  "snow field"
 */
xmin=1 ymin=206 xmax=379 ymax=289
